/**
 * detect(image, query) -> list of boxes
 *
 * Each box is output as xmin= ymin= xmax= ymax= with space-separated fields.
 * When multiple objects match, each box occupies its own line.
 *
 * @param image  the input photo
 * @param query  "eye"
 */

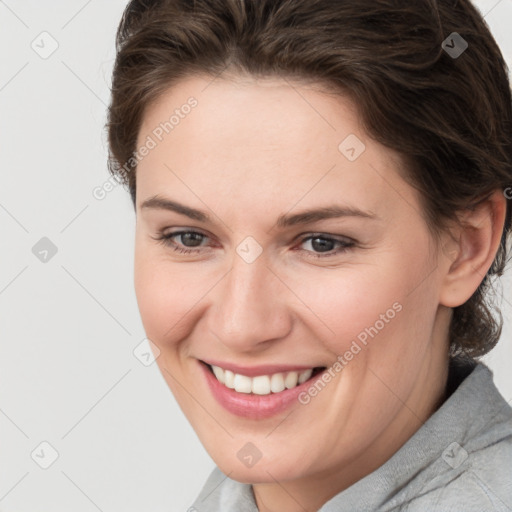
xmin=297 ymin=234 xmax=355 ymax=258
xmin=153 ymin=230 xmax=211 ymax=254
xmin=152 ymin=229 xmax=355 ymax=259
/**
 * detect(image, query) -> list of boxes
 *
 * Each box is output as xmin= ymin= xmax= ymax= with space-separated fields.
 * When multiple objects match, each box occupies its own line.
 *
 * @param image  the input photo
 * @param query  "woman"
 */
xmin=107 ymin=0 xmax=512 ymax=510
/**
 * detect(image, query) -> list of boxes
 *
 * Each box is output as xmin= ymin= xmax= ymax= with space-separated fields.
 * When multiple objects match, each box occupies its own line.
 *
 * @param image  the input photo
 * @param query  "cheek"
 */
xmin=284 ymin=266 xmax=405 ymax=352
xmin=134 ymin=242 xmax=222 ymax=349
xmin=286 ymin=251 xmax=437 ymax=361
xmin=134 ymin=244 xmax=194 ymax=345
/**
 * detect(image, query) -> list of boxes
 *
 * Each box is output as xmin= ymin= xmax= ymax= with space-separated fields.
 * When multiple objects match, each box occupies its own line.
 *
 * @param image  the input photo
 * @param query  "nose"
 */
xmin=207 ymin=254 xmax=293 ymax=353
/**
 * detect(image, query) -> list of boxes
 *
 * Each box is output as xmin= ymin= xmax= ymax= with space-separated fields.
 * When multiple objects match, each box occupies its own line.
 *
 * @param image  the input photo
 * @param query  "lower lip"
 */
xmin=200 ymin=362 xmax=321 ymax=419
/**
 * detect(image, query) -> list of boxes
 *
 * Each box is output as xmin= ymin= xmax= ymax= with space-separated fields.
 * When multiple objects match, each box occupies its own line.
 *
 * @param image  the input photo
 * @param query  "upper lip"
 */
xmin=201 ymin=359 xmax=323 ymax=377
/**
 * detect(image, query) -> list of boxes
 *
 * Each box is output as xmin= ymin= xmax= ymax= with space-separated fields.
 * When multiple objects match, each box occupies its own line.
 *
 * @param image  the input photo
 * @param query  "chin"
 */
xmin=209 ymin=445 xmax=312 ymax=484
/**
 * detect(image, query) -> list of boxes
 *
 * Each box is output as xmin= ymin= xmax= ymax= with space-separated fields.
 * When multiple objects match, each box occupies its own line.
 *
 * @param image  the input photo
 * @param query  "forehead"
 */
xmin=136 ymin=75 xmax=412 ymax=221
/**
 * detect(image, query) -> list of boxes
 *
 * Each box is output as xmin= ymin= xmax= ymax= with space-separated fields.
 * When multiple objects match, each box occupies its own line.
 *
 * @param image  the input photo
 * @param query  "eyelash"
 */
xmin=153 ymin=230 xmax=355 ymax=259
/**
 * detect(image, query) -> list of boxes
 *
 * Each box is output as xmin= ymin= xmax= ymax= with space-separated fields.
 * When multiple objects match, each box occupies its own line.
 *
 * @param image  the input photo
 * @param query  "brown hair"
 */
xmin=107 ymin=0 xmax=512 ymax=359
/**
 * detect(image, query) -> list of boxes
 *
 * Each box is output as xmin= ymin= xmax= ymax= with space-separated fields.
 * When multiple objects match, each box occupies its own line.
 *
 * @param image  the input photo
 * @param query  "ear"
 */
xmin=439 ymin=189 xmax=507 ymax=308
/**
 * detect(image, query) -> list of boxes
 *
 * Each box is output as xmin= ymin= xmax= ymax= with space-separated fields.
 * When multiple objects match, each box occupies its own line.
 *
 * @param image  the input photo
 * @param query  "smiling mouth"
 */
xmin=202 ymin=362 xmax=326 ymax=396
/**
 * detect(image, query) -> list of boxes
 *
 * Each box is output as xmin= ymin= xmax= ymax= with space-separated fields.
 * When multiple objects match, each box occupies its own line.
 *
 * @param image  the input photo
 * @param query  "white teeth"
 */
xmin=298 ymin=369 xmax=313 ymax=384
xmin=252 ymin=375 xmax=271 ymax=395
xmin=270 ymin=373 xmax=285 ymax=393
xmin=284 ymin=371 xmax=299 ymax=389
xmin=210 ymin=365 xmax=315 ymax=395
xmin=234 ymin=374 xmax=252 ymax=393
xmin=224 ymin=369 xmax=235 ymax=389
xmin=212 ymin=365 xmax=225 ymax=384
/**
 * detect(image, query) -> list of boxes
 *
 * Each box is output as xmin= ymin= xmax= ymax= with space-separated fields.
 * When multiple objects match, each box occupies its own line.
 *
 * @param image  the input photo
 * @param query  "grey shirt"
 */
xmin=190 ymin=360 xmax=512 ymax=511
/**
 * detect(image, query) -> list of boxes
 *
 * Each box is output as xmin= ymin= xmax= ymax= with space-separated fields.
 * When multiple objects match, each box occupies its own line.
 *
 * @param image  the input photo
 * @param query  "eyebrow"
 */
xmin=140 ymin=195 xmax=377 ymax=227
xmin=141 ymin=196 xmax=209 ymax=222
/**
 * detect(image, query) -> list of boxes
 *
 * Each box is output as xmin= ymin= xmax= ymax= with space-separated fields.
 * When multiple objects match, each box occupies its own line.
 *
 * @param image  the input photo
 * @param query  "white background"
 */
xmin=0 ymin=1 xmax=511 ymax=511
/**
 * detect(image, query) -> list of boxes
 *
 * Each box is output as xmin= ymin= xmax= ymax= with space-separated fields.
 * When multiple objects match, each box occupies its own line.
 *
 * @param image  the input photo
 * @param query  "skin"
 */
xmin=133 ymin=74 xmax=506 ymax=512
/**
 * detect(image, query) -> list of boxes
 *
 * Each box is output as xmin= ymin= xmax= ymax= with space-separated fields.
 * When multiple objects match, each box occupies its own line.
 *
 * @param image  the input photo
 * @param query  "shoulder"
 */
xmin=405 ymin=438 xmax=512 ymax=510
xmin=404 ymin=363 xmax=512 ymax=511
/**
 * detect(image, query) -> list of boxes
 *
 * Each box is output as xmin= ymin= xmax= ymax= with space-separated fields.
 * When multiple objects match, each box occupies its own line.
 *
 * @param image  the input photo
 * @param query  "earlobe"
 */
xmin=439 ymin=190 xmax=507 ymax=308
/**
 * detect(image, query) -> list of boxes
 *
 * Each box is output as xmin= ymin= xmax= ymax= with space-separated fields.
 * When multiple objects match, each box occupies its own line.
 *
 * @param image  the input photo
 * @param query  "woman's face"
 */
xmin=134 ymin=75 xmax=451 ymax=489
